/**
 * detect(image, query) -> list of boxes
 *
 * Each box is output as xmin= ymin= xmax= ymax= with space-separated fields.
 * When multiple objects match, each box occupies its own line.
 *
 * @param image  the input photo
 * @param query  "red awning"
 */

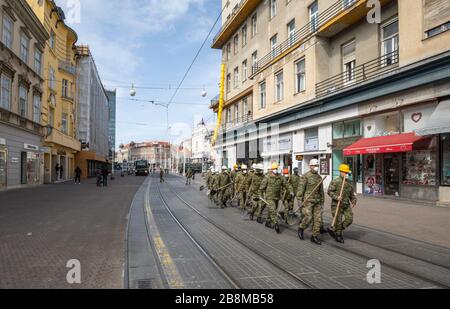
xmin=343 ymin=133 xmax=423 ymax=156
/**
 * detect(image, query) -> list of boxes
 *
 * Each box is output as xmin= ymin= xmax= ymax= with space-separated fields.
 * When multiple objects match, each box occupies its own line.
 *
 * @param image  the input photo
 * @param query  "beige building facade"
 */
xmin=211 ymin=0 xmax=450 ymax=205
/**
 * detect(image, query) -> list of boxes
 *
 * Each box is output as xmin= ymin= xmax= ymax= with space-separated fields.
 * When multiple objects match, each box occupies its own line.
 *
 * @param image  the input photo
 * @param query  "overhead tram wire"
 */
xmin=166 ymin=1 xmax=230 ymax=108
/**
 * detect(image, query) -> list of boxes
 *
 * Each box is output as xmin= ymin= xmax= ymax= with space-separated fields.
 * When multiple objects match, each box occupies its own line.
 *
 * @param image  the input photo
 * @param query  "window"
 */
xmin=309 ymin=1 xmax=319 ymax=32
xmin=333 ymin=119 xmax=361 ymax=139
xmin=251 ymin=14 xmax=257 ymax=37
xmin=49 ymin=67 xmax=56 ymax=90
xmin=49 ymin=107 xmax=54 ymax=127
xmin=259 ymin=81 xmax=266 ymax=109
xmin=234 ymin=35 xmax=239 ymax=54
xmin=270 ymin=34 xmax=278 ymax=57
xmin=0 ymin=75 xmax=12 ymax=110
xmin=50 ymin=30 xmax=55 ymax=49
xmin=19 ymin=85 xmax=28 ymax=117
xmin=270 ymin=0 xmax=277 ymax=19
xmin=226 ymin=43 xmax=231 ymax=60
xmin=426 ymin=21 xmax=450 ymax=38
xmin=423 ymin=0 xmax=450 ymax=35
xmin=34 ymin=49 xmax=42 ymax=74
xmin=242 ymin=24 xmax=247 ymax=47
xmin=33 ymin=94 xmax=41 ymax=123
xmin=252 ymin=51 xmax=258 ymax=74
xmin=287 ymin=19 xmax=296 ymax=47
xmin=20 ymin=34 xmax=29 ymax=63
xmin=305 ymin=127 xmax=319 ymax=152
xmin=233 ymin=67 xmax=239 ymax=88
xmin=275 ymin=71 xmax=284 ymax=102
xmin=295 ymin=59 xmax=306 ymax=93
xmin=442 ymin=134 xmax=450 ymax=186
xmin=235 ymin=103 xmax=240 ymax=123
xmin=2 ymin=14 xmax=13 ymax=49
xmin=227 ymin=108 xmax=232 ymax=124
xmin=226 ymin=73 xmax=231 ymax=93
xmin=62 ymin=79 xmax=69 ymax=97
xmin=242 ymin=60 xmax=248 ymax=81
xmin=342 ymin=40 xmax=356 ymax=84
xmin=243 ymin=97 xmax=248 ymax=118
xmin=62 ymin=113 xmax=68 ymax=134
xmin=381 ymin=18 xmax=399 ymax=66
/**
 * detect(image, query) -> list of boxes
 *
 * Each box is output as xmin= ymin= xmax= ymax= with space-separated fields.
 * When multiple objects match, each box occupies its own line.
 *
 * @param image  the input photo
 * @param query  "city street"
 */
xmin=1 ymin=174 xmax=450 ymax=289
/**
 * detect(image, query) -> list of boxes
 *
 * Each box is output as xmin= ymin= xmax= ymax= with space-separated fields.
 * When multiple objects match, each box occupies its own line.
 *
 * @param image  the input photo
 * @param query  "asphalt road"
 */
xmin=0 ymin=175 xmax=145 ymax=289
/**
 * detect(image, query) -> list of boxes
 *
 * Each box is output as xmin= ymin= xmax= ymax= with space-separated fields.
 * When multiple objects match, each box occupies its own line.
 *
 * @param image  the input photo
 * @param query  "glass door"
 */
xmin=384 ymin=154 xmax=400 ymax=196
xmin=0 ymin=150 xmax=6 ymax=188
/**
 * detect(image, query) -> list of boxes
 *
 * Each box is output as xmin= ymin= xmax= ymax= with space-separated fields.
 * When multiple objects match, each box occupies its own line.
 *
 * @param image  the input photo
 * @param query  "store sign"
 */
xmin=403 ymin=104 xmax=436 ymax=132
xmin=24 ymin=144 xmax=39 ymax=151
xmin=11 ymin=157 xmax=19 ymax=164
xmin=0 ymin=138 xmax=5 ymax=146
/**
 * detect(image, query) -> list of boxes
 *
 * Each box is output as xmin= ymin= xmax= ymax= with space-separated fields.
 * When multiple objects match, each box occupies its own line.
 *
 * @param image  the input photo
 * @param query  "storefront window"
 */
xmin=333 ymin=122 xmax=345 ymax=140
xmin=26 ymin=152 xmax=40 ymax=185
xmin=333 ymin=119 xmax=361 ymax=139
xmin=0 ymin=149 xmax=6 ymax=188
xmin=402 ymin=137 xmax=437 ymax=186
xmin=441 ymin=134 xmax=450 ymax=186
xmin=364 ymin=154 xmax=384 ymax=195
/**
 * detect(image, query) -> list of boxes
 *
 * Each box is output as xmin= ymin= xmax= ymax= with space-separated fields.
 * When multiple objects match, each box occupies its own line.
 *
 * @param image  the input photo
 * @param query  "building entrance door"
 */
xmin=384 ymin=154 xmax=400 ymax=196
xmin=0 ymin=150 xmax=6 ymax=188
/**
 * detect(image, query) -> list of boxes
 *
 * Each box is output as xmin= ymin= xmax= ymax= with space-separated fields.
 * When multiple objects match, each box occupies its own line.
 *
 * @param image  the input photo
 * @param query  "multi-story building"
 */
xmin=191 ymin=119 xmax=215 ymax=171
xmin=75 ymin=45 xmax=109 ymax=178
xmin=0 ymin=0 xmax=49 ymax=189
xmin=117 ymin=141 xmax=171 ymax=170
xmin=26 ymin=0 xmax=81 ymax=183
xmin=106 ymin=89 xmax=116 ymax=161
xmin=211 ymin=0 xmax=450 ymax=205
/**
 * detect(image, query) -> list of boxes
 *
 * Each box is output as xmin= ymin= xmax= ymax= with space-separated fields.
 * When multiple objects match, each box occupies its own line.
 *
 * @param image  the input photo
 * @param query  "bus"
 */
xmin=134 ymin=160 xmax=150 ymax=176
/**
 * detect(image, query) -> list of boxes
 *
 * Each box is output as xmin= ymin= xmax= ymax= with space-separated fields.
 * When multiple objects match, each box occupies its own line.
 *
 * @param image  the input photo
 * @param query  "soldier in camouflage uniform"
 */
xmin=209 ymin=169 xmax=219 ymax=203
xmin=218 ymin=166 xmax=232 ymax=209
xmin=297 ymin=159 xmax=325 ymax=245
xmin=285 ymin=168 xmax=302 ymax=213
xmin=259 ymin=163 xmax=286 ymax=234
xmin=247 ymin=164 xmax=265 ymax=220
xmin=205 ymin=167 xmax=213 ymax=189
xmin=235 ymin=165 xmax=249 ymax=209
xmin=327 ymin=164 xmax=357 ymax=243
xmin=230 ymin=164 xmax=239 ymax=200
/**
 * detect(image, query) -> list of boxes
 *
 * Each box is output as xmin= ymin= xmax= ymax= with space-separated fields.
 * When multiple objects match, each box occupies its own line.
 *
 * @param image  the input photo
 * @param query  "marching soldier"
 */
xmin=218 ymin=166 xmax=232 ymax=209
xmin=235 ymin=164 xmax=249 ymax=209
xmin=280 ymin=168 xmax=291 ymax=218
xmin=248 ymin=164 xmax=265 ymax=221
xmin=259 ymin=163 xmax=286 ymax=234
xmin=286 ymin=168 xmax=302 ymax=213
xmin=230 ymin=164 xmax=239 ymax=198
xmin=327 ymin=164 xmax=357 ymax=243
xmin=205 ymin=166 xmax=214 ymax=190
xmin=297 ymin=159 xmax=325 ymax=245
xmin=209 ymin=168 xmax=219 ymax=203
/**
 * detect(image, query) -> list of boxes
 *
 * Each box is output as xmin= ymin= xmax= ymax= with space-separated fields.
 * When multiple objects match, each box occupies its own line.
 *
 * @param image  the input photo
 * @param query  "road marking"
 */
xmin=144 ymin=178 xmax=184 ymax=289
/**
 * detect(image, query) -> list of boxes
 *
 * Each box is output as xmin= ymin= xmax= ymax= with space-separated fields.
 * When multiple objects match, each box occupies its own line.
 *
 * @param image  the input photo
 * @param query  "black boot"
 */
xmin=265 ymin=221 xmax=272 ymax=229
xmin=320 ymin=226 xmax=327 ymax=235
xmin=311 ymin=236 xmax=322 ymax=246
xmin=257 ymin=217 xmax=263 ymax=224
xmin=335 ymin=235 xmax=345 ymax=244
xmin=298 ymin=228 xmax=305 ymax=240
xmin=327 ymin=228 xmax=336 ymax=239
xmin=274 ymin=224 xmax=281 ymax=234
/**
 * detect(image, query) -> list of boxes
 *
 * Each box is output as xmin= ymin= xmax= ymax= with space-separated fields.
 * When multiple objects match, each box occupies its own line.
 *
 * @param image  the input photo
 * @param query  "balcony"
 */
xmin=221 ymin=112 xmax=253 ymax=132
xmin=212 ymin=0 xmax=263 ymax=49
xmin=61 ymin=91 xmax=75 ymax=102
xmin=251 ymin=0 xmax=392 ymax=77
xmin=45 ymin=128 xmax=81 ymax=152
xmin=58 ymin=60 xmax=76 ymax=75
xmin=315 ymin=50 xmax=399 ymax=98
xmin=210 ymin=94 xmax=220 ymax=109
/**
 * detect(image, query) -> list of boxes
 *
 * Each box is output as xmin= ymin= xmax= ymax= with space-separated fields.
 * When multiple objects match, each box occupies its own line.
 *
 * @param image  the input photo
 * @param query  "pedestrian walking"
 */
xmin=102 ymin=165 xmax=109 ymax=187
xmin=160 ymin=169 xmax=165 ymax=183
xmin=297 ymin=159 xmax=325 ymax=245
xmin=327 ymin=164 xmax=357 ymax=243
xmin=75 ymin=166 xmax=82 ymax=184
xmin=59 ymin=165 xmax=64 ymax=180
xmin=96 ymin=167 xmax=102 ymax=187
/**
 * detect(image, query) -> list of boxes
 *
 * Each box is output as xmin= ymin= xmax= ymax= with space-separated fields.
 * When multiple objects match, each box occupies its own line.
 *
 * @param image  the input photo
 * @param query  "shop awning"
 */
xmin=415 ymin=99 xmax=450 ymax=136
xmin=343 ymin=133 xmax=423 ymax=156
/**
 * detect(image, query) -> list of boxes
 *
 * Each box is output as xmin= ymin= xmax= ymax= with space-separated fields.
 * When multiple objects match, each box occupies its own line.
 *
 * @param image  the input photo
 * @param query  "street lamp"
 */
xmin=130 ymin=83 xmax=136 ymax=97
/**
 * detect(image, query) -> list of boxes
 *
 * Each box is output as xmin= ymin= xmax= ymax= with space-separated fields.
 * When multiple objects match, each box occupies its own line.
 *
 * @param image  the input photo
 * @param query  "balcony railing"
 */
xmin=210 ymin=94 xmax=220 ymax=108
xmin=212 ymin=0 xmax=246 ymax=45
xmin=315 ymin=50 xmax=399 ymax=98
xmin=251 ymin=0 xmax=363 ymax=76
xmin=221 ymin=113 xmax=253 ymax=131
xmin=58 ymin=60 xmax=76 ymax=75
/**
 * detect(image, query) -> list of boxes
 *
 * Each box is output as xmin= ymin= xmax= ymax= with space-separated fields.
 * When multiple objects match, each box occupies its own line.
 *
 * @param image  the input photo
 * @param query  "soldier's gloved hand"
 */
xmin=337 ymin=196 xmax=343 ymax=201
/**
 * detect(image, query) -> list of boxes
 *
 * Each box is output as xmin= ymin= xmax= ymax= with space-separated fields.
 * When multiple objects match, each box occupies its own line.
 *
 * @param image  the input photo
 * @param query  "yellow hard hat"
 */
xmin=339 ymin=164 xmax=351 ymax=174
xmin=233 ymin=164 xmax=238 ymax=169
xmin=271 ymin=163 xmax=279 ymax=170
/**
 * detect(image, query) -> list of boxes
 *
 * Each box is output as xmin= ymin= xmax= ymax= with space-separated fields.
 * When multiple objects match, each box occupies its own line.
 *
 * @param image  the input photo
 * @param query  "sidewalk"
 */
xmin=189 ymin=175 xmax=450 ymax=248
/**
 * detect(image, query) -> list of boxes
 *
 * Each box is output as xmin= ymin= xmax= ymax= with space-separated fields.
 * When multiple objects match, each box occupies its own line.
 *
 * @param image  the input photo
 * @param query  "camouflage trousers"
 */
xmin=331 ymin=204 xmax=354 ymax=236
xmin=249 ymin=197 xmax=261 ymax=215
xmin=218 ymin=189 xmax=231 ymax=208
xmin=283 ymin=195 xmax=295 ymax=213
xmin=261 ymin=199 xmax=279 ymax=225
xmin=237 ymin=191 xmax=247 ymax=209
xmin=299 ymin=202 xmax=323 ymax=237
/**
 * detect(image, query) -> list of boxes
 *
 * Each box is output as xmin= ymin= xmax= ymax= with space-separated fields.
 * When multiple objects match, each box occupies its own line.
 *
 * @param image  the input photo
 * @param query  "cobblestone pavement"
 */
xmin=0 ymin=175 xmax=145 ymax=289
xmin=127 ymin=174 xmax=450 ymax=289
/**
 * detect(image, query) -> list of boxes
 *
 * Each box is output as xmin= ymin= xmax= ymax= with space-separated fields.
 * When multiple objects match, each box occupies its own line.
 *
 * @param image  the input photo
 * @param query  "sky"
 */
xmin=55 ymin=0 xmax=222 ymax=148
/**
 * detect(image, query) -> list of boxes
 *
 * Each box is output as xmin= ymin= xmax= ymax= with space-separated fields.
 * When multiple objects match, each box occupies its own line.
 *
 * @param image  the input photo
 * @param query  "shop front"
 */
xmin=0 ymin=137 xmax=7 ymax=189
xmin=261 ymin=133 xmax=293 ymax=171
xmin=344 ymin=133 xmax=439 ymax=201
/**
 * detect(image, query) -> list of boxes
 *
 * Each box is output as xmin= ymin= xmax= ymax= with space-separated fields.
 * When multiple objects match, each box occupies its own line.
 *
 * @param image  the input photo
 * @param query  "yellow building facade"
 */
xmin=26 ymin=0 xmax=80 ymax=183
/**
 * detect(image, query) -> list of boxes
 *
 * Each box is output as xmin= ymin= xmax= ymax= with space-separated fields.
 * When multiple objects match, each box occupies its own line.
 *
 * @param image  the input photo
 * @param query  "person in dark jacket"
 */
xmin=101 ymin=165 xmax=109 ymax=187
xmin=160 ymin=169 xmax=165 ymax=183
xmin=75 ymin=166 xmax=82 ymax=184
xmin=96 ymin=168 xmax=102 ymax=187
